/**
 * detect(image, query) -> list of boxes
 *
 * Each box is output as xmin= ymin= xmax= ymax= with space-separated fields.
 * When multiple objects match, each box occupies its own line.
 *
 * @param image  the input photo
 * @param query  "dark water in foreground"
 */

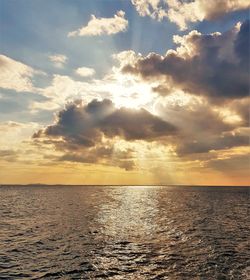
xmin=0 ymin=186 xmax=249 ymax=279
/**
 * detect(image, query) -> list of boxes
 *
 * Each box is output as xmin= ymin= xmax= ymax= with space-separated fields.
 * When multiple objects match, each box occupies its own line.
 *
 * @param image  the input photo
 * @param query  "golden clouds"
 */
xmin=131 ymin=0 xmax=250 ymax=30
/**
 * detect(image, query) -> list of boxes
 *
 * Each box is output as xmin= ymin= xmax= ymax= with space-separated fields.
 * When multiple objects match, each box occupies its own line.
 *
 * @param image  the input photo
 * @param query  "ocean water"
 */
xmin=0 ymin=185 xmax=249 ymax=280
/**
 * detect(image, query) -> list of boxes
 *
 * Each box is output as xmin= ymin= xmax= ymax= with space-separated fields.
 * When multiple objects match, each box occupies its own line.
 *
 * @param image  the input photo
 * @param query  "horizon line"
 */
xmin=0 ymin=184 xmax=249 ymax=187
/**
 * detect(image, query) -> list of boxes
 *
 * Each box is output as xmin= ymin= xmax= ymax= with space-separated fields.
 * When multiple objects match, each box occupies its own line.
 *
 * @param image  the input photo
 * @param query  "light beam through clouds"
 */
xmin=0 ymin=0 xmax=249 ymax=185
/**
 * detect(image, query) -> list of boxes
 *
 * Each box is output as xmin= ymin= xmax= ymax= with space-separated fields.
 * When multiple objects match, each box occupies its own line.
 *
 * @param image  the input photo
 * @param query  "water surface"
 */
xmin=0 ymin=185 xmax=249 ymax=279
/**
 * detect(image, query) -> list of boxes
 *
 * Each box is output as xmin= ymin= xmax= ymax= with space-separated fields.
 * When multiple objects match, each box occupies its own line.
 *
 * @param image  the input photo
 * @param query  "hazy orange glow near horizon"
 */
xmin=0 ymin=1 xmax=249 ymax=186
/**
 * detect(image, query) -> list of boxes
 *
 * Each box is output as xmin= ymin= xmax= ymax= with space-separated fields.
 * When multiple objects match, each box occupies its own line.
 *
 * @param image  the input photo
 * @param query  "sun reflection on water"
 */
xmin=96 ymin=186 xmax=160 ymax=240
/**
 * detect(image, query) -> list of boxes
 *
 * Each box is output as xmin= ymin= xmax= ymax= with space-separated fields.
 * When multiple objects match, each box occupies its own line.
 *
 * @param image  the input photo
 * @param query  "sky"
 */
xmin=0 ymin=0 xmax=249 ymax=185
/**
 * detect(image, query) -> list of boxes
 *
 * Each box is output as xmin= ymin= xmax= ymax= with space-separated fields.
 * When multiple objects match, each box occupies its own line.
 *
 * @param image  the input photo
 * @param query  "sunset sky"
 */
xmin=0 ymin=0 xmax=249 ymax=185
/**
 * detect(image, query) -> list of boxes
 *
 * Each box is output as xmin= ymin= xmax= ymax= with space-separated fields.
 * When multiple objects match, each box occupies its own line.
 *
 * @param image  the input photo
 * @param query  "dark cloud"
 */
xmin=122 ymin=20 xmax=250 ymax=101
xmin=235 ymin=19 xmax=250 ymax=68
xmin=176 ymin=131 xmax=249 ymax=155
xmin=33 ymin=98 xmax=176 ymax=169
xmin=34 ymin=98 xmax=177 ymax=148
xmin=101 ymin=107 xmax=176 ymax=140
xmin=152 ymin=84 xmax=172 ymax=96
xmin=59 ymin=146 xmax=114 ymax=164
xmin=33 ymin=95 xmax=249 ymax=169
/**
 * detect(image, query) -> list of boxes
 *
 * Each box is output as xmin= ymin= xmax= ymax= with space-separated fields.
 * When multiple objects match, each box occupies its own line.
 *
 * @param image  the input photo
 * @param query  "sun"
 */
xmin=107 ymin=73 xmax=155 ymax=110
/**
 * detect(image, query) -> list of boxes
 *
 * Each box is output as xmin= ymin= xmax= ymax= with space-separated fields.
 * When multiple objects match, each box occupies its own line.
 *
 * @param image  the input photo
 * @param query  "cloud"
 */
xmin=176 ymin=130 xmax=249 ymax=155
xmin=131 ymin=0 xmax=168 ymax=20
xmin=0 ymin=121 xmax=40 ymax=149
xmin=33 ymin=74 xmax=101 ymax=110
xmin=32 ymin=90 xmax=248 ymax=170
xmin=131 ymin=0 xmax=250 ymax=30
xmin=229 ymin=98 xmax=250 ymax=127
xmin=0 ymin=54 xmax=35 ymax=92
xmin=32 ymin=69 xmax=155 ymax=112
xmin=156 ymin=97 xmax=233 ymax=133
xmin=58 ymin=146 xmax=135 ymax=171
xmin=155 ymin=94 xmax=249 ymax=156
xmin=68 ymin=10 xmax=128 ymax=37
xmin=32 ymin=95 xmax=248 ymax=172
xmin=49 ymin=54 xmax=67 ymax=68
xmin=34 ymin=98 xmax=176 ymax=146
xmin=0 ymin=121 xmax=45 ymax=166
xmin=0 ymin=149 xmax=18 ymax=162
xmin=207 ymin=154 xmax=250 ymax=173
xmin=122 ymin=20 xmax=250 ymax=101
xmin=75 ymin=67 xmax=95 ymax=77
xmin=33 ymin=98 xmax=176 ymax=169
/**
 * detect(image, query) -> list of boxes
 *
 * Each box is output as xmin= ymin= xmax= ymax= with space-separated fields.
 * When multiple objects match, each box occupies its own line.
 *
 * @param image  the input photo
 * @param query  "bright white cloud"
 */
xmin=113 ymin=50 xmax=142 ymax=68
xmin=49 ymin=54 xmax=68 ymax=68
xmin=131 ymin=0 xmax=250 ymax=30
xmin=75 ymin=67 xmax=95 ymax=77
xmin=68 ymin=10 xmax=128 ymax=37
xmin=41 ymin=75 xmax=93 ymax=101
xmin=33 ymin=67 xmax=155 ymax=112
xmin=131 ymin=0 xmax=167 ymax=20
xmin=0 ymin=54 xmax=35 ymax=92
xmin=32 ymin=74 xmax=102 ymax=111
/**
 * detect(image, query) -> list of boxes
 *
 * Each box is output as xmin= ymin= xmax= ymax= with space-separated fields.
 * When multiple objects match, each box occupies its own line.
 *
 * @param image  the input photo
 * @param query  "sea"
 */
xmin=0 ymin=185 xmax=249 ymax=279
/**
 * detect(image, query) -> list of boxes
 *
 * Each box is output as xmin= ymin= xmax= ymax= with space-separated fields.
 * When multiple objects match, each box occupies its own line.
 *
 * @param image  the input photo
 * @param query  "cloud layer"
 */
xmin=33 ymin=16 xmax=250 ymax=172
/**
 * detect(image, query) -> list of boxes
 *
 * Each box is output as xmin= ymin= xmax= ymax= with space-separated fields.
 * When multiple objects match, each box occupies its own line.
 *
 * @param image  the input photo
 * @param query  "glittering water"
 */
xmin=0 ymin=185 xmax=249 ymax=279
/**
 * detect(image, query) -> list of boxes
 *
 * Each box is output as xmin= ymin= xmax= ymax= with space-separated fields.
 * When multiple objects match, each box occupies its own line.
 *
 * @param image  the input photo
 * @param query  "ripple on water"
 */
xmin=0 ymin=185 xmax=249 ymax=279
